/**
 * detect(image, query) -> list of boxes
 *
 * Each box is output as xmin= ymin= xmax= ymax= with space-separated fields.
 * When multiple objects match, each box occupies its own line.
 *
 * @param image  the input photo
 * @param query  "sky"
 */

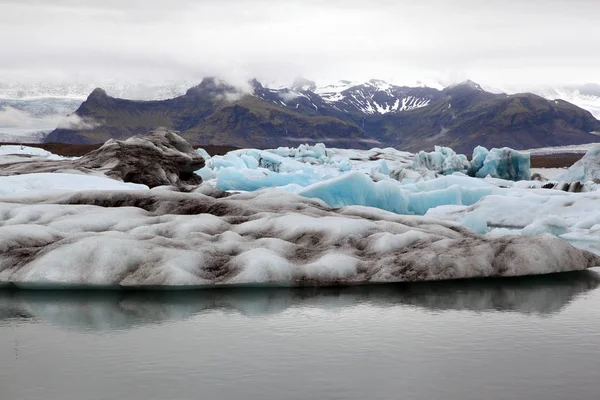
xmin=0 ymin=0 xmax=599 ymax=89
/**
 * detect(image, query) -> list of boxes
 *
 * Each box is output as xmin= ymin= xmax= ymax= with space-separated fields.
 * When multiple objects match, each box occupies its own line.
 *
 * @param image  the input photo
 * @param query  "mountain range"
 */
xmin=44 ymin=77 xmax=600 ymax=152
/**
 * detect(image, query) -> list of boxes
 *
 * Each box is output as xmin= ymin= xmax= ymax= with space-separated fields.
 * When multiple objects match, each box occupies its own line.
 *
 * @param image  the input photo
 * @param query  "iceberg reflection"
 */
xmin=1 ymin=271 xmax=598 ymax=331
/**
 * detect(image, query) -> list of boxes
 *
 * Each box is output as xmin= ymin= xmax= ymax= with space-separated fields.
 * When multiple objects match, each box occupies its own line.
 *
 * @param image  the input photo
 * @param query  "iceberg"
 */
xmin=0 ymin=130 xmax=206 ymax=189
xmin=474 ymin=147 xmax=531 ymax=181
xmin=195 ymin=148 xmax=211 ymax=161
xmin=0 ymin=132 xmax=598 ymax=289
xmin=0 ymin=189 xmax=597 ymax=288
xmin=215 ymin=167 xmax=319 ymax=192
xmin=413 ymin=146 xmax=470 ymax=175
xmin=414 ymin=145 xmax=531 ymax=181
xmin=298 ymin=172 xmax=498 ymax=215
xmin=556 ymin=145 xmax=600 ymax=183
xmin=469 ymin=146 xmax=489 ymax=175
xmin=426 ymin=189 xmax=600 ymax=255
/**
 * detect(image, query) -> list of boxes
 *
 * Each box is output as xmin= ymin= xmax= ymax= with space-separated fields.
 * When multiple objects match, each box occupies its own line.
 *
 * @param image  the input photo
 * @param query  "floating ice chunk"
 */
xmin=195 ymin=148 xmax=211 ymax=161
xmin=209 ymin=153 xmax=248 ymax=170
xmin=412 ymin=145 xmax=530 ymax=181
xmin=1 ymin=189 xmax=597 ymax=288
xmin=271 ymin=147 xmax=291 ymax=157
xmin=195 ymin=166 xmax=215 ymax=181
xmin=522 ymin=215 xmax=570 ymax=236
xmin=216 ymin=167 xmax=319 ymax=191
xmin=413 ymin=146 xmax=470 ymax=175
xmin=240 ymin=154 xmax=259 ymax=169
xmin=298 ymin=172 xmax=410 ymax=214
xmin=413 ymin=148 xmax=446 ymax=172
xmin=401 ymin=174 xmax=496 ymax=192
xmin=270 ymin=143 xmax=330 ymax=164
xmin=374 ymin=159 xmax=390 ymax=175
xmin=470 ymin=146 xmax=489 ymax=174
xmin=407 ymin=184 xmax=494 ymax=215
xmin=475 ymin=147 xmax=531 ymax=181
xmin=461 ymin=214 xmax=488 ymax=234
xmin=556 ymin=145 xmax=600 ymax=183
xmin=337 ymin=158 xmax=352 ymax=172
xmin=299 ymin=173 xmax=496 ymax=215
xmin=426 ymin=189 xmax=600 ymax=255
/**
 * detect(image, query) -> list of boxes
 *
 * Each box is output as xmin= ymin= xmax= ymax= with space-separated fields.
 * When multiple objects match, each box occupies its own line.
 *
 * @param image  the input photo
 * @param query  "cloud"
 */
xmin=0 ymin=103 xmax=98 ymax=133
xmin=214 ymin=91 xmax=245 ymax=102
xmin=0 ymin=0 xmax=598 ymax=89
xmin=0 ymin=106 xmax=68 ymax=130
xmin=0 ymin=106 xmax=31 ymax=127
xmin=56 ymin=114 xmax=99 ymax=130
xmin=278 ymin=91 xmax=299 ymax=102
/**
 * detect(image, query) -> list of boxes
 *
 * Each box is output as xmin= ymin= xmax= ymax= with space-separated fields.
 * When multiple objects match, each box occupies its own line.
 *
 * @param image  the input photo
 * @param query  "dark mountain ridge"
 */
xmin=46 ymin=77 xmax=600 ymax=152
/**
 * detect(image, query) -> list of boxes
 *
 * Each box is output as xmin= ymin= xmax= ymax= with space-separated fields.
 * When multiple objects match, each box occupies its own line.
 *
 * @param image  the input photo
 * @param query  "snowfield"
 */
xmin=1 ymin=131 xmax=600 ymax=289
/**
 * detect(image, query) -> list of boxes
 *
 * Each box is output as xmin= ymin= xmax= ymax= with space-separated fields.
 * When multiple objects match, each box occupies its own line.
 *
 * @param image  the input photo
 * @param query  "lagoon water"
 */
xmin=2 ymin=271 xmax=600 ymax=400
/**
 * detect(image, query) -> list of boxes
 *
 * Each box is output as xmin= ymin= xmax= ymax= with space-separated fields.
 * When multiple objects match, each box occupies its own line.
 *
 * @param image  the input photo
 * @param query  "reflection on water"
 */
xmin=1 ymin=271 xmax=599 ymax=332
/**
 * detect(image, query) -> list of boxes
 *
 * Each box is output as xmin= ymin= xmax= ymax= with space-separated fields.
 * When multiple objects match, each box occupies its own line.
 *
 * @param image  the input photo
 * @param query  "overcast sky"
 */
xmin=1 ymin=0 xmax=598 ymax=89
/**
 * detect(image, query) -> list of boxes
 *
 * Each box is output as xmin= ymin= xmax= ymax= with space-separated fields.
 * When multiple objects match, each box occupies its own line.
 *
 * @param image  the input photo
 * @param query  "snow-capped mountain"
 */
xmin=254 ymin=78 xmax=444 ymax=116
xmin=316 ymin=79 xmax=441 ymax=114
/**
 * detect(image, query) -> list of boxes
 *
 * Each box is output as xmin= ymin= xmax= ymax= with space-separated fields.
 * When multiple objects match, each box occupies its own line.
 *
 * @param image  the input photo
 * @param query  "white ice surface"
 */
xmin=555 ymin=146 xmax=600 ymax=183
xmin=426 ymin=188 xmax=600 ymax=255
xmin=0 ymin=173 xmax=148 ymax=196
xmin=0 ymin=145 xmax=74 ymax=160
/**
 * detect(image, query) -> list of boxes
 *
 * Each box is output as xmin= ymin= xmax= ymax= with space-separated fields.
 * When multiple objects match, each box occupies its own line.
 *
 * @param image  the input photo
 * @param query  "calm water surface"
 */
xmin=2 ymin=270 xmax=600 ymax=400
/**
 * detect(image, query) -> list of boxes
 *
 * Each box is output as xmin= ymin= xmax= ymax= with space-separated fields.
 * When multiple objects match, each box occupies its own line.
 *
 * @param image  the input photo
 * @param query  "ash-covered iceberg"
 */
xmin=0 ymin=129 xmax=205 ymax=189
xmin=0 ymin=189 xmax=597 ymax=289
